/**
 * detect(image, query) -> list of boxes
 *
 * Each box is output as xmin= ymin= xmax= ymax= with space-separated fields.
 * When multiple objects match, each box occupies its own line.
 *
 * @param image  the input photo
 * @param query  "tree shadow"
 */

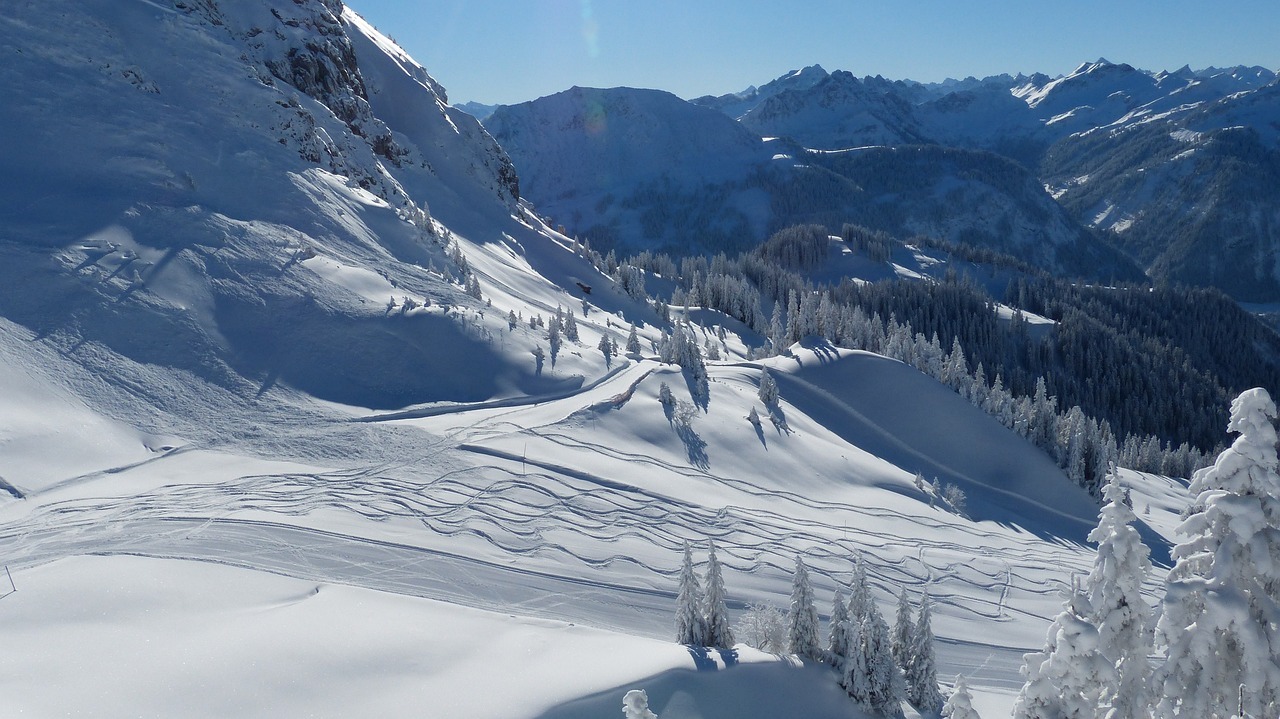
xmin=676 ymin=421 xmax=709 ymax=470
xmin=753 ymin=420 xmax=768 ymax=449
xmin=768 ymin=405 xmax=791 ymax=435
xmin=530 ymin=653 xmax=853 ymax=719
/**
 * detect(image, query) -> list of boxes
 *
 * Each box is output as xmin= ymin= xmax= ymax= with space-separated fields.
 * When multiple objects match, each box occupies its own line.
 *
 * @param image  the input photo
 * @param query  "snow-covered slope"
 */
xmin=485 ymin=86 xmax=780 ymax=255
xmin=690 ymin=64 xmax=832 ymax=120
xmin=740 ymin=71 xmax=928 ymax=149
xmin=1 ymin=3 xmax=1199 ymax=717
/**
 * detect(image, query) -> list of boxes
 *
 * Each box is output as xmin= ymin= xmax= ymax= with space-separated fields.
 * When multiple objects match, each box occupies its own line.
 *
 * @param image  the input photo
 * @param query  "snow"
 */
xmin=0 ymin=2 xmax=1200 ymax=717
xmin=0 ymin=554 xmax=861 ymax=719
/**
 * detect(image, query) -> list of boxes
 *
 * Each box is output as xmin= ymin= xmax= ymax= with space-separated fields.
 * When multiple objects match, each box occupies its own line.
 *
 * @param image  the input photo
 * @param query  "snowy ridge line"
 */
xmin=353 ymin=361 xmax=639 ymax=422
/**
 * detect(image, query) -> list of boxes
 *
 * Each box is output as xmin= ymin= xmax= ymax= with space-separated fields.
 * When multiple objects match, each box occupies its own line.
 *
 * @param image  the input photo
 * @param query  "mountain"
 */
xmin=739 ymin=70 xmax=928 ymax=149
xmin=485 ymin=84 xmax=1139 ymax=280
xmin=690 ymin=63 xmax=831 ymax=119
xmin=0 ymin=2 xmax=1261 ymax=716
xmin=539 ymin=61 xmax=1280 ymax=301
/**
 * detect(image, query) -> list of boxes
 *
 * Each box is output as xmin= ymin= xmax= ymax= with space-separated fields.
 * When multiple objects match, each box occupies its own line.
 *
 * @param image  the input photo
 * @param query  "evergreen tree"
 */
xmin=1013 ymin=584 xmax=1113 ymax=719
xmin=675 ymin=543 xmax=708 ymax=646
xmin=758 ymin=367 xmax=779 ymax=406
xmin=848 ymin=554 xmax=872 ymax=624
xmin=598 ymin=333 xmax=615 ymax=364
xmin=841 ymin=618 xmax=874 ymax=714
xmin=905 ymin=590 xmax=944 ymax=714
xmin=565 ymin=309 xmax=580 ymax=342
xmin=1086 ymin=470 xmax=1153 ymax=719
xmin=626 ymin=323 xmax=642 ymax=354
xmin=703 ymin=540 xmax=735 ymax=649
xmin=942 ymin=676 xmax=980 ymax=719
xmin=1157 ymin=388 xmax=1280 ymax=719
xmin=769 ymin=302 xmax=785 ymax=355
xmin=787 ymin=556 xmax=822 ymax=661
xmin=548 ymin=321 xmax=561 ymax=368
xmin=891 ymin=588 xmax=914 ymax=672
xmin=862 ymin=599 xmax=905 ymax=717
xmin=827 ymin=588 xmax=850 ymax=668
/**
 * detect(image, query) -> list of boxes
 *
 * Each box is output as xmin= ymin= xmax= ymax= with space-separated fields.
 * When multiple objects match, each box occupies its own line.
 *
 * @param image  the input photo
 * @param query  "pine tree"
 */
xmin=703 ymin=540 xmax=735 ymax=649
xmin=1086 ymin=470 xmax=1153 ymax=719
xmin=598 ymin=333 xmax=615 ymax=363
xmin=905 ymin=590 xmax=944 ymax=714
xmin=758 ymin=367 xmax=779 ymax=406
xmin=827 ymin=588 xmax=850 ymax=668
xmin=942 ymin=675 xmax=980 ymax=719
xmin=1157 ymin=388 xmax=1280 ymax=719
xmin=841 ymin=618 xmax=874 ymax=714
xmin=769 ymin=302 xmax=785 ymax=355
xmin=848 ymin=554 xmax=872 ymax=624
xmin=548 ymin=322 xmax=561 ymax=368
xmin=862 ymin=599 xmax=905 ymax=717
xmin=786 ymin=556 xmax=821 ymax=661
xmin=1012 ymin=584 xmax=1113 ymax=719
xmin=675 ymin=543 xmax=708 ymax=646
xmin=891 ymin=588 xmax=914 ymax=672
xmin=626 ymin=323 xmax=641 ymax=354
xmin=565 ymin=309 xmax=580 ymax=342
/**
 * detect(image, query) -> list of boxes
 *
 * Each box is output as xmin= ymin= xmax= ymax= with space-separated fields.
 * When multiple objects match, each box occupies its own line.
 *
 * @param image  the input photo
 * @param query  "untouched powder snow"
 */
xmin=0 ymin=555 xmax=862 ymax=719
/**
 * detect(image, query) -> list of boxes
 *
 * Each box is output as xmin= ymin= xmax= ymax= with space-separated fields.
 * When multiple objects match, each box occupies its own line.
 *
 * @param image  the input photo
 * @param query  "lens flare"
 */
xmin=580 ymin=0 xmax=599 ymax=58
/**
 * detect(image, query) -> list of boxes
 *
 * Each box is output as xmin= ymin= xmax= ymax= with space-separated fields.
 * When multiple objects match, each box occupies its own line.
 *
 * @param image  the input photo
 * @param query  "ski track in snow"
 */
xmin=0 ymin=362 xmax=1079 ymax=691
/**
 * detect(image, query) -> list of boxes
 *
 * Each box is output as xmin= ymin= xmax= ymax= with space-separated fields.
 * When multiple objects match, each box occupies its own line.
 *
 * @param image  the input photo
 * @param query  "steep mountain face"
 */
xmin=485 ymin=81 xmax=1138 ymax=280
xmin=804 ymin=146 xmax=1141 ymax=280
xmin=1044 ymin=124 xmax=1280 ymax=301
xmin=0 ymin=0 xmax=609 ymax=423
xmin=689 ymin=63 xmax=831 ymax=119
xmin=485 ymin=86 xmax=780 ymax=255
xmin=554 ymin=60 xmax=1280 ymax=300
xmin=739 ymin=71 xmax=928 ymax=149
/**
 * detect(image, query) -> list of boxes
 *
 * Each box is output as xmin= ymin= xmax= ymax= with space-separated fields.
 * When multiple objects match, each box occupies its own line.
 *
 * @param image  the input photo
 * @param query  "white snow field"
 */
xmin=0 ymin=1 xmax=1187 ymax=717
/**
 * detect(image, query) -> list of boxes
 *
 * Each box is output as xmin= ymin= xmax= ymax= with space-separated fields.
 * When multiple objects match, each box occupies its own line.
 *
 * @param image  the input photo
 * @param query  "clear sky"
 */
xmin=346 ymin=0 xmax=1280 ymax=106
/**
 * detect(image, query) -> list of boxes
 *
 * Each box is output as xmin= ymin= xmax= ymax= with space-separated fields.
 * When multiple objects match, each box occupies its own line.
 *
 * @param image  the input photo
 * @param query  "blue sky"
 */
xmin=348 ymin=0 xmax=1280 ymax=106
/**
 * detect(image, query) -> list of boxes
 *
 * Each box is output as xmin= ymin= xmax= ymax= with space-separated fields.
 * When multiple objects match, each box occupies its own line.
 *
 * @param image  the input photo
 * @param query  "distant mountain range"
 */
xmin=480 ymin=60 xmax=1280 ymax=300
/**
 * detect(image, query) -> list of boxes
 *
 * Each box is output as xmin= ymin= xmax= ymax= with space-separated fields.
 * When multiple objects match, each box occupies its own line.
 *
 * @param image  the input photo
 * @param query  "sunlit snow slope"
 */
xmin=0 ymin=2 xmax=1184 ymax=717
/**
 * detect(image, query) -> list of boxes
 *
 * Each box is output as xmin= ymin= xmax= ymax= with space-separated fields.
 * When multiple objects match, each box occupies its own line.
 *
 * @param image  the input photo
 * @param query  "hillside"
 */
xmin=0 ymin=1 xmax=1246 ymax=717
xmin=485 ymin=87 xmax=1138 ymax=281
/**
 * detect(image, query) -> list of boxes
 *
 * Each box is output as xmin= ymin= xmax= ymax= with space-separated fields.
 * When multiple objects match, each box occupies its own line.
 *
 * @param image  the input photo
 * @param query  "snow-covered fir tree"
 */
xmin=827 ymin=588 xmax=850 ymax=667
xmin=1012 ymin=583 xmax=1113 ymax=719
xmin=1086 ymin=470 xmax=1153 ymax=719
xmin=675 ymin=543 xmax=708 ymax=646
xmin=942 ymin=675 xmax=980 ymax=719
xmin=703 ymin=540 xmax=735 ymax=649
xmin=841 ymin=618 xmax=874 ymax=714
xmin=758 ymin=367 xmax=779 ymax=406
xmin=564 ymin=309 xmax=580 ymax=342
xmin=548 ymin=321 xmax=561 ymax=368
xmin=626 ymin=323 xmax=641 ymax=354
xmin=848 ymin=554 xmax=872 ymax=624
xmin=1156 ymin=387 xmax=1280 ymax=719
xmin=891 ymin=588 xmax=914 ymax=672
xmin=861 ymin=598 xmax=905 ymax=717
xmin=905 ymin=590 xmax=944 ymax=714
xmin=598 ymin=333 xmax=615 ymax=364
xmin=786 ymin=556 xmax=822 ymax=661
